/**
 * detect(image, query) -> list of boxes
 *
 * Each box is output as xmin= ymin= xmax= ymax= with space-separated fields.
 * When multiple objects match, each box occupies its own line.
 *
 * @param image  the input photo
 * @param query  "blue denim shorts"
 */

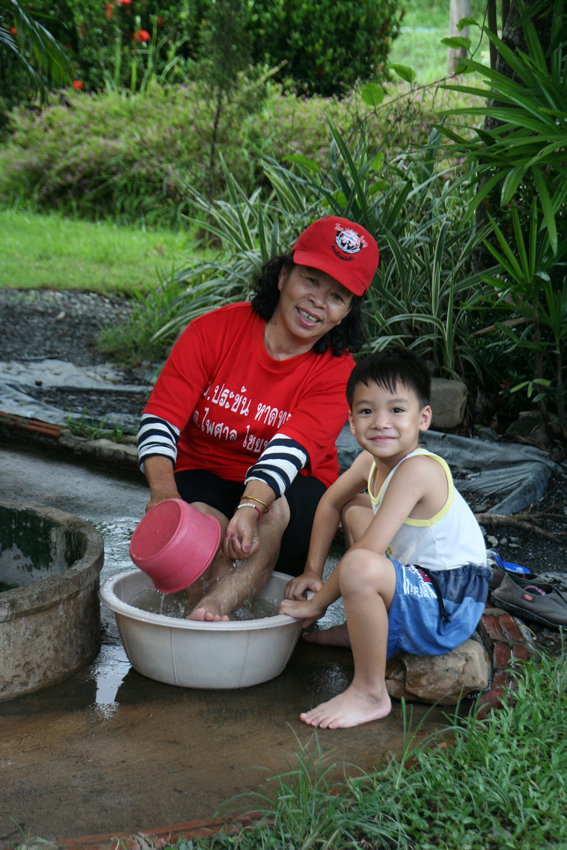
xmin=386 ymin=562 xmax=491 ymax=658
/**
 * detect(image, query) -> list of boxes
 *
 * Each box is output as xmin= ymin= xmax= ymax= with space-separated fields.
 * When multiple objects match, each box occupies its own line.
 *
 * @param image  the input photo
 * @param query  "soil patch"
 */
xmin=0 ymin=289 xmax=134 ymax=368
xmin=23 ymin=386 xmax=149 ymax=421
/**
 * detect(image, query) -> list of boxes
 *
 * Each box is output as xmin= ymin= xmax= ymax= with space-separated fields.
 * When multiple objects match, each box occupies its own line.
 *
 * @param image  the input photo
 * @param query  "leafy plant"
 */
xmin=0 ymin=0 xmax=70 ymax=103
xmin=480 ymin=197 xmax=567 ymax=437
xmin=437 ymin=0 xmax=567 ymax=255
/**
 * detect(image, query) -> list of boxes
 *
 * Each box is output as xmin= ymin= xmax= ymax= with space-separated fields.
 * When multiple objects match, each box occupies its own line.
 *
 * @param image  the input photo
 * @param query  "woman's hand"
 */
xmin=284 ymin=571 xmax=323 ymax=600
xmin=222 ymin=507 xmax=261 ymax=561
xmin=279 ymin=596 xmax=326 ymax=629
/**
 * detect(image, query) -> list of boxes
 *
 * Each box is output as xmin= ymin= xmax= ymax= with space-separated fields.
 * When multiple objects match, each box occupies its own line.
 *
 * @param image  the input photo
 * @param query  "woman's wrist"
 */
xmin=236 ymin=502 xmax=262 ymax=520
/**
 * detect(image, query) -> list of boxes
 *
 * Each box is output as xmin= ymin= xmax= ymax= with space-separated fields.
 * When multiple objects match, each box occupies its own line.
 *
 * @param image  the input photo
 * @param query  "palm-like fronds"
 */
xmin=0 ymin=0 xmax=71 ymax=100
xmin=437 ymin=0 xmax=567 ymax=254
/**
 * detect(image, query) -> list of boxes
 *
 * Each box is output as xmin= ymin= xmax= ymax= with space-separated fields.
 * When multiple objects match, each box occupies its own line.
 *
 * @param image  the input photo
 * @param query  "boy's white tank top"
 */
xmin=368 ymin=447 xmax=487 ymax=571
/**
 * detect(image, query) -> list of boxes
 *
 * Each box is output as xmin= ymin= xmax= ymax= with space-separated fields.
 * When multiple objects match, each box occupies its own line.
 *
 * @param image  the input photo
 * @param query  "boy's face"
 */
xmin=349 ymin=379 xmax=432 ymax=468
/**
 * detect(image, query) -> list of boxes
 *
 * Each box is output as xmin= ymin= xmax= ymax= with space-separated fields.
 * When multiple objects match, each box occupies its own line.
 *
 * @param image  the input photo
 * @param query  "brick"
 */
xmin=491 ymin=670 xmax=510 ymax=691
xmin=478 ymin=613 xmax=506 ymax=643
xmin=492 ymin=641 xmax=512 ymax=669
xmin=512 ymin=644 xmax=528 ymax=662
xmin=499 ymin=614 xmax=524 ymax=644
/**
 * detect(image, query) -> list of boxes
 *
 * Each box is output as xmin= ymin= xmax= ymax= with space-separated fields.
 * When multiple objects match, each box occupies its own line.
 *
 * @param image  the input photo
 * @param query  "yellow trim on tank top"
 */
xmin=368 ymin=450 xmax=454 ymax=527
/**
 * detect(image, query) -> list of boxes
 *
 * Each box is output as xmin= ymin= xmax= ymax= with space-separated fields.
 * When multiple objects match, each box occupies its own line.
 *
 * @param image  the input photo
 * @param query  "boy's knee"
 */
xmin=339 ymin=549 xmax=387 ymax=592
xmin=339 ymin=549 xmax=396 ymax=596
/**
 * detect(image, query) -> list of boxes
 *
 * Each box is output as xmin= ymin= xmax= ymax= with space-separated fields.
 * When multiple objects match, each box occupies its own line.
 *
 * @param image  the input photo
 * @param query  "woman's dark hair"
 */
xmin=250 ymin=254 xmax=365 ymax=356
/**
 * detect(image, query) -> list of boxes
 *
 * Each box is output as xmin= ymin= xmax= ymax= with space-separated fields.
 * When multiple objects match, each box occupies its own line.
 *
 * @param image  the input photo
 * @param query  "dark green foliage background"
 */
xmin=0 ymin=0 xmax=403 ymax=101
xmin=248 ymin=0 xmax=403 ymax=95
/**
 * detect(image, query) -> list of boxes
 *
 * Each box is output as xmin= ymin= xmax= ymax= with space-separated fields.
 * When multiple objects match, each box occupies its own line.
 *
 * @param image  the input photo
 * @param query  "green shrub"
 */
xmin=1 ymin=0 xmax=405 ymax=104
xmin=1 ymin=0 xmax=202 ymax=94
xmin=248 ymin=0 xmax=404 ymax=95
xmin=0 ymin=83 xmax=269 ymax=224
xmin=0 ymin=80 xmax=449 ymax=225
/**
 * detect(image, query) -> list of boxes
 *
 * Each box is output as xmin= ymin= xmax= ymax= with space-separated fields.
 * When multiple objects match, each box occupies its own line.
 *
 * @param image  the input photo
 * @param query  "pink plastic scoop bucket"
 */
xmin=129 ymin=499 xmax=221 ymax=593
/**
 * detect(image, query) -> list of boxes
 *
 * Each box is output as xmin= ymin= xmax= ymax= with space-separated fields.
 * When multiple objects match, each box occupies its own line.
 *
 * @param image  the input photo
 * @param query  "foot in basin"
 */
xmin=188 ymin=599 xmax=230 ymax=622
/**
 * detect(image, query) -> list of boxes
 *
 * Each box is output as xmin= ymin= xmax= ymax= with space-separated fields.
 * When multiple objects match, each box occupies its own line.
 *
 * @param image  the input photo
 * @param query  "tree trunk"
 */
xmin=447 ymin=0 xmax=472 ymax=74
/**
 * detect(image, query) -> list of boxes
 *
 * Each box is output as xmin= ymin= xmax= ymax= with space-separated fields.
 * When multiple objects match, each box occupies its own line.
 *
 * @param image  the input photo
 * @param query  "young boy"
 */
xmin=280 ymin=348 xmax=490 ymax=729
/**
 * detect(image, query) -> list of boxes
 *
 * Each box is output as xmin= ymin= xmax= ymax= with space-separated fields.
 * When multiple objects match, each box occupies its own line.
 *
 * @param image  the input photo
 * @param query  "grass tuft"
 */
xmin=172 ymin=648 xmax=567 ymax=850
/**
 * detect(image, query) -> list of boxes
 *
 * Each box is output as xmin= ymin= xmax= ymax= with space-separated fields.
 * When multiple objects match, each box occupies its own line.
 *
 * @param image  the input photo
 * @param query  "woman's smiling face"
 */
xmin=274 ymin=264 xmax=353 ymax=348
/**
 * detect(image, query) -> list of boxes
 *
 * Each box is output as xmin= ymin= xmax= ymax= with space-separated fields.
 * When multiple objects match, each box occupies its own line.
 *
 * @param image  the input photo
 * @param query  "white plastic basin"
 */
xmin=99 ymin=569 xmax=302 ymax=689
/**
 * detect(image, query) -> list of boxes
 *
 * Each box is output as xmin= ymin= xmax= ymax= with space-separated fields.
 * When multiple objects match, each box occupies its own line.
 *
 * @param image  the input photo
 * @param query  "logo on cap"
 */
xmin=335 ymin=223 xmax=367 ymax=255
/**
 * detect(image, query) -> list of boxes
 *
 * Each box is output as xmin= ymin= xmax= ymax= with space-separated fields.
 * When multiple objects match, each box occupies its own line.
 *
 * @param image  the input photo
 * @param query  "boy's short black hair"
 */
xmin=346 ymin=347 xmax=431 ymax=409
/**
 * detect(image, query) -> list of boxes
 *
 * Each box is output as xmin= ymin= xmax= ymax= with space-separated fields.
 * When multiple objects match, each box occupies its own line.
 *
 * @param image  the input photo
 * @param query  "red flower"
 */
xmin=11 ymin=26 xmax=17 ymax=35
xmin=134 ymin=29 xmax=151 ymax=42
xmin=157 ymin=16 xmax=164 ymax=25
xmin=72 ymin=80 xmax=84 ymax=90
xmin=118 ymin=0 xmax=132 ymax=4
xmin=105 ymin=2 xmax=114 ymax=19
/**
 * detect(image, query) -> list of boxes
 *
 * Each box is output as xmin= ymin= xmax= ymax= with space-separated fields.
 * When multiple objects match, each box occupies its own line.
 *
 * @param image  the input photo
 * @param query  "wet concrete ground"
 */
xmin=0 ymin=445 xmax=449 ymax=846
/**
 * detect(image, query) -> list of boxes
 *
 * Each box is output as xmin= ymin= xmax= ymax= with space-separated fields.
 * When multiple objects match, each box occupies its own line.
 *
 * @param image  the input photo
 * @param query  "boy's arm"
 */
xmin=281 ymin=455 xmax=434 ymax=623
xmin=280 ymin=457 xmax=435 ymax=628
xmin=284 ymin=450 xmax=372 ymax=599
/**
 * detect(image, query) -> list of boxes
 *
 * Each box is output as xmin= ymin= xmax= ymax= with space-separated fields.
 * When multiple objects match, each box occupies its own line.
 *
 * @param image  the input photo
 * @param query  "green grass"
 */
xmin=0 ymin=208 xmax=198 ymax=296
xmin=180 ymin=648 xmax=567 ymax=850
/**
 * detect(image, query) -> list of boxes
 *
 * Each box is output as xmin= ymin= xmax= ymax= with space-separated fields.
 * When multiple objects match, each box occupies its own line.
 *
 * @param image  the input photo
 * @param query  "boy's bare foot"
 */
xmin=187 ymin=601 xmax=230 ymax=622
xmin=303 ymin=623 xmax=351 ymax=648
xmin=300 ymin=683 xmax=391 ymax=729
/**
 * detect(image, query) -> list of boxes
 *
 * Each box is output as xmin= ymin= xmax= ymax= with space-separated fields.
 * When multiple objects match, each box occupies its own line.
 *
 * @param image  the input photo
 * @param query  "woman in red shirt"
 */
xmin=138 ymin=216 xmax=378 ymax=621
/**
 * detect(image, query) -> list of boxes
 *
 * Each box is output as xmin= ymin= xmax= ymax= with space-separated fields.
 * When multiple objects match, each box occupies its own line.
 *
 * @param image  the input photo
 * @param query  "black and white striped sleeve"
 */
xmin=137 ymin=413 xmax=181 ymax=473
xmin=244 ymin=433 xmax=309 ymax=498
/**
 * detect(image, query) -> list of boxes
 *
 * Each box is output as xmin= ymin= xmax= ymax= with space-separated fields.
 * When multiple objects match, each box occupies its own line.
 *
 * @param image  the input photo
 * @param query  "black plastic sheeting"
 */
xmin=336 ymin=426 xmax=563 ymax=516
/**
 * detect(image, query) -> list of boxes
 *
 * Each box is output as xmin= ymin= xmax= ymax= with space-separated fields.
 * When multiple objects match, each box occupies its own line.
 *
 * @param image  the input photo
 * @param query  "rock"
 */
xmin=430 ymin=378 xmax=468 ymax=429
xmin=385 ymin=638 xmax=490 ymax=705
xmin=59 ymin=431 xmax=138 ymax=468
xmin=486 ymin=535 xmax=498 ymax=547
xmin=505 ymin=411 xmax=562 ymax=446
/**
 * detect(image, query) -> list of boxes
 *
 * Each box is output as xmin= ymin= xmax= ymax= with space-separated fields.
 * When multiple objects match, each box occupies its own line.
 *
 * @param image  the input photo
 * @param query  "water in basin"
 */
xmin=128 ymin=586 xmax=280 ymax=620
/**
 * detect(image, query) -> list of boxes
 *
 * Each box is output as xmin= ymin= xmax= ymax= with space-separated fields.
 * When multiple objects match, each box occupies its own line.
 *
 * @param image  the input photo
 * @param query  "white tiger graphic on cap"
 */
xmin=334 ymin=223 xmax=367 ymax=254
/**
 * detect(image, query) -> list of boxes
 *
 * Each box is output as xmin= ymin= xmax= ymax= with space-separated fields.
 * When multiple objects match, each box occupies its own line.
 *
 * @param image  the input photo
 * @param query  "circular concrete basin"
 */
xmin=0 ymin=500 xmax=104 ymax=701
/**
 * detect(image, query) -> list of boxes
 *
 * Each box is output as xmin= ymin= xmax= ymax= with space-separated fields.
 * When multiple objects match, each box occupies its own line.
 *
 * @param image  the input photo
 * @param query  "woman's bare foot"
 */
xmin=300 ymin=683 xmax=391 ymax=729
xmin=187 ymin=601 xmax=230 ymax=622
xmin=303 ymin=623 xmax=351 ymax=648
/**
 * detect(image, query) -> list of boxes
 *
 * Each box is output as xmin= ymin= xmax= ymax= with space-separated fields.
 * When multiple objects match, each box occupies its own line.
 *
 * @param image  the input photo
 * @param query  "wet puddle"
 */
xmin=0 ymin=503 xmax=347 ymax=715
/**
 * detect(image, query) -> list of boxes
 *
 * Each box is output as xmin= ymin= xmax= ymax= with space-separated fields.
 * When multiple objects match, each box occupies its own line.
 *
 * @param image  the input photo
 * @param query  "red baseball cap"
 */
xmin=292 ymin=216 xmax=379 ymax=296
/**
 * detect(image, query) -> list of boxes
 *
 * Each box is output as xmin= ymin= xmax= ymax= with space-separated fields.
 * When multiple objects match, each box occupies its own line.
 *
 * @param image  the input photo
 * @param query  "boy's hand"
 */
xmin=284 ymin=571 xmax=323 ymax=600
xmin=279 ymin=597 xmax=326 ymax=629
